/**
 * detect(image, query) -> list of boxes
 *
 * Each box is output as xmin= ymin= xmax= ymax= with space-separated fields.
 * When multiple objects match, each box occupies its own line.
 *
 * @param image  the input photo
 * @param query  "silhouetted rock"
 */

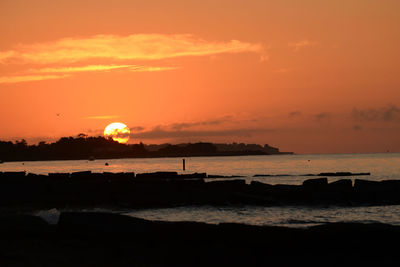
xmin=207 ymin=174 xmax=244 ymax=178
xmin=179 ymin=172 xmax=207 ymax=179
xmin=379 ymin=180 xmax=400 ymax=190
xmin=58 ymin=212 xmax=152 ymax=235
xmin=2 ymin=171 xmax=26 ymax=180
xmin=136 ymin=171 xmax=178 ymax=180
xmin=354 ymin=179 xmax=380 ymax=192
xmin=328 ymin=179 xmax=353 ymax=191
xmin=249 ymin=181 xmax=273 ymax=191
xmin=0 ymin=214 xmax=50 ymax=236
xmin=207 ymin=179 xmax=246 ymax=190
xmin=1 ymin=171 xmax=400 ymax=208
xmin=302 ymin=177 xmax=328 ymax=188
xmin=319 ymin=172 xmax=370 ymax=176
xmin=1 ymin=212 xmax=400 ymax=266
xmin=70 ymin=171 xmax=92 ymax=179
xmin=48 ymin=173 xmax=70 ymax=182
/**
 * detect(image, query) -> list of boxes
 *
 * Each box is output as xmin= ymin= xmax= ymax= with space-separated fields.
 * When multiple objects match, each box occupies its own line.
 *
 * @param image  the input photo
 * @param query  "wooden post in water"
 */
xmin=182 ymin=159 xmax=186 ymax=171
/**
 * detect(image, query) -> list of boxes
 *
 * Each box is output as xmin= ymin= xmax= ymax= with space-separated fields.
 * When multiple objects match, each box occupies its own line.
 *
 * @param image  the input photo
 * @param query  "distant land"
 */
xmin=0 ymin=134 xmax=292 ymax=162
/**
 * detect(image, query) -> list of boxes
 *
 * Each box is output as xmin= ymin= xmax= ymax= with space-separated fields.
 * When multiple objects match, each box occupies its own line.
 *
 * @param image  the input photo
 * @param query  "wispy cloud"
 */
xmin=130 ymin=126 xmax=145 ymax=132
xmin=288 ymin=111 xmax=302 ymax=118
xmin=130 ymin=127 xmax=274 ymax=140
xmin=0 ymin=34 xmax=261 ymax=83
xmin=127 ymin=116 xmax=273 ymax=140
xmin=170 ymin=117 xmax=232 ymax=131
xmin=130 ymin=66 xmax=179 ymax=72
xmin=314 ymin=112 xmax=331 ymax=123
xmin=32 ymin=64 xmax=178 ymax=74
xmin=352 ymin=105 xmax=400 ymax=123
xmin=0 ymin=64 xmax=178 ymax=84
xmin=0 ymin=74 xmax=70 ymax=84
xmin=32 ymin=64 xmax=133 ymax=74
xmin=0 ymin=34 xmax=263 ymax=64
xmin=289 ymin=40 xmax=318 ymax=52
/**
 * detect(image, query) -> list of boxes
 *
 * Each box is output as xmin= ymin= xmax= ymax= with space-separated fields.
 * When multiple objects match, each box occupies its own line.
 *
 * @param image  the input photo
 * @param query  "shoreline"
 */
xmin=0 ymin=152 xmax=294 ymax=163
xmin=1 ymin=211 xmax=400 ymax=266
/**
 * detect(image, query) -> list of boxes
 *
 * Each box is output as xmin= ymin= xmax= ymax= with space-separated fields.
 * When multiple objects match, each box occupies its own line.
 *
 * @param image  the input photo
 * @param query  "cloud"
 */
xmin=314 ymin=112 xmax=331 ymax=123
xmin=352 ymin=105 xmax=400 ymax=123
xmin=288 ymin=111 xmax=302 ymax=118
xmin=130 ymin=66 xmax=179 ymax=72
xmin=289 ymin=40 xmax=318 ymax=52
xmin=0 ymin=74 xmax=70 ymax=84
xmin=353 ymin=125 xmax=363 ymax=131
xmin=0 ymin=64 xmax=178 ymax=84
xmin=130 ymin=126 xmax=145 ymax=132
xmin=0 ymin=34 xmax=263 ymax=64
xmin=171 ymin=117 xmax=232 ymax=131
xmin=32 ymin=64 xmax=133 ymax=73
xmin=130 ymin=126 xmax=274 ymax=140
xmin=0 ymin=34 xmax=261 ymax=83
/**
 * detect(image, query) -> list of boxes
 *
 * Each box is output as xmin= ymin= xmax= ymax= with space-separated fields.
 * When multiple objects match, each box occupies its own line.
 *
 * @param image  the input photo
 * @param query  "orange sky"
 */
xmin=1 ymin=0 xmax=399 ymax=154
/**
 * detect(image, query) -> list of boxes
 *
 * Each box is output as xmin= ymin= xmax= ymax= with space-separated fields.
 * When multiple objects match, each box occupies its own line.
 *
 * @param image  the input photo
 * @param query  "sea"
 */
xmin=1 ymin=153 xmax=400 ymax=228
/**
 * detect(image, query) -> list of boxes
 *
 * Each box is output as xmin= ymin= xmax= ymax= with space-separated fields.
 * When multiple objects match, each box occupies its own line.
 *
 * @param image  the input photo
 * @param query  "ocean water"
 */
xmin=123 ymin=205 xmax=400 ymax=228
xmin=1 ymin=153 xmax=400 ymax=184
xmin=2 ymin=153 xmax=400 ymax=227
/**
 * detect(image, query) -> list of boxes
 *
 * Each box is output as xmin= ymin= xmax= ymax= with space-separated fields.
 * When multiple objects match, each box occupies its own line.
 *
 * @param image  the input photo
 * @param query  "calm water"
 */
xmin=123 ymin=205 xmax=400 ymax=228
xmin=3 ymin=153 xmax=400 ymax=227
xmin=2 ymin=153 xmax=400 ymax=185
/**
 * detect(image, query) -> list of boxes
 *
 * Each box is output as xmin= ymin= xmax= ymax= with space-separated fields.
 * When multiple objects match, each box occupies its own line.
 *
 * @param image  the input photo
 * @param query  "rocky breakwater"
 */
xmin=1 ymin=212 xmax=400 ymax=266
xmin=1 ymin=171 xmax=400 ymax=209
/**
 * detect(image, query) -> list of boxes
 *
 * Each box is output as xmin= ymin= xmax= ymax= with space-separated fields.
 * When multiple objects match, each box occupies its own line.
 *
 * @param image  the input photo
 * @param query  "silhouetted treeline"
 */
xmin=0 ymin=135 xmax=291 ymax=162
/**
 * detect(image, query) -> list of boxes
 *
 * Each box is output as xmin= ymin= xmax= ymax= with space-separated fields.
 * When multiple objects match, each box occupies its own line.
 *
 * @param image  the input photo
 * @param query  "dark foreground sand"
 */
xmin=1 ymin=212 xmax=400 ymax=267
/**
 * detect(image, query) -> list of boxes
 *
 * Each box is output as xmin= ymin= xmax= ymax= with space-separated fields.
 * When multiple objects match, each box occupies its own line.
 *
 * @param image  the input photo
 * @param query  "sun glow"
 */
xmin=104 ymin=122 xmax=130 ymax=143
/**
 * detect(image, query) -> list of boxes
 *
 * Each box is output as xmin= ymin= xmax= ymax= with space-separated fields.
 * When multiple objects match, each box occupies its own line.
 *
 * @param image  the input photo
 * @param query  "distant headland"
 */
xmin=0 ymin=135 xmax=293 ymax=162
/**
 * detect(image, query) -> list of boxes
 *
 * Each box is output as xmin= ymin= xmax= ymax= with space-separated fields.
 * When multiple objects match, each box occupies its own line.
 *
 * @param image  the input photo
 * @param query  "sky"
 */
xmin=0 ymin=0 xmax=399 ymax=154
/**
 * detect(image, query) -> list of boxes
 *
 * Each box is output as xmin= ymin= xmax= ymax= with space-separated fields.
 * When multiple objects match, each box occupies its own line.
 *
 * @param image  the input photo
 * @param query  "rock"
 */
xmin=207 ymin=174 xmax=226 ymax=178
xmin=250 ymin=181 xmax=273 ymax=190
xmin=58 ymin=212 xmax=152 ymax=235
xmin=104 ymin=172 xmax=135 ymax=183
xmin=319 ymin=172 xmax=370 ymax=176
xmin=70 ymin=171 xmax=92 ymax=179
xmin=48 ymin=172 xmax=70 ymax=181
xmin=3 ymin=171 xmax=26 ymax=179
xmin=207 ymin=174 xmax=244 ymax=178
xmin=302 ymin=178 xmax=328 ymax=188
xmin=206 ymin=179 xmax=247 ymax=191
xmin=354 ymin=179 xmax=379 ymax=192
xmin=136 ymin=171 xmax=178 ymax=180
xmin=179 ymin=172 xmax=207 ymax=179
xmin=0 ymin=214 xmax=50 ymax=235
xmin=328 ymin=179 xmax=353 ymax=192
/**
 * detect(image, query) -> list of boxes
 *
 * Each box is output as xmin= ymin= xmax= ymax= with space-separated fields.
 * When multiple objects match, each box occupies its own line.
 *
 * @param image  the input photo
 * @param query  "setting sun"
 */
xmin=104 ymin=122 xmax=130 ymax=143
